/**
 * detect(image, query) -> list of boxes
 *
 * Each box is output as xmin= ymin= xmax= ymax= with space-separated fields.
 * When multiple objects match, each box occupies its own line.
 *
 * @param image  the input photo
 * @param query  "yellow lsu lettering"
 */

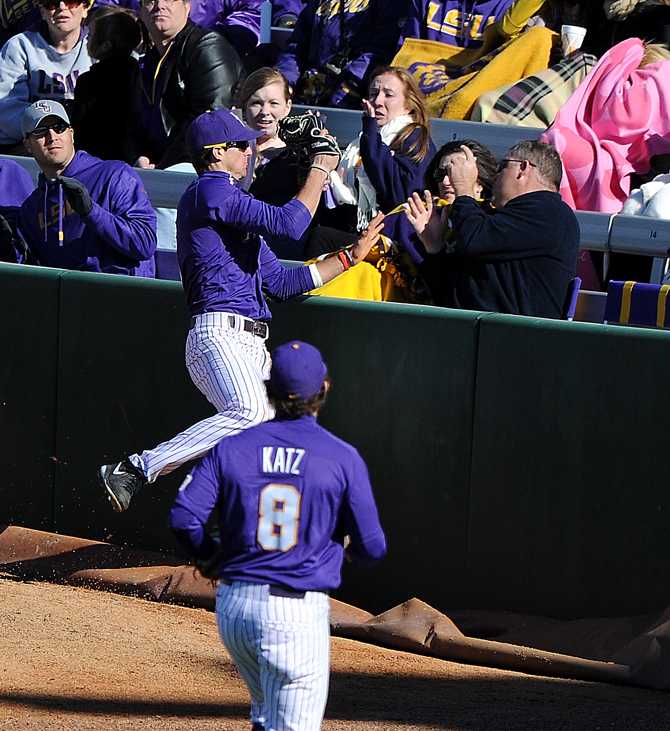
xmin=316 ymin=0 xmax=369 ymax=19
xmin=425 ymin=2 xmax=494 ymax=39
xmin=38 ymin=201 xmax=74 ymax=231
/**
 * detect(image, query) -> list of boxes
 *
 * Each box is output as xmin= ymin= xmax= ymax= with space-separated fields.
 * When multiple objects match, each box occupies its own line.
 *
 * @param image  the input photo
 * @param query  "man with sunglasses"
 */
xmin=99 ymin=108 xmax=385 ymax=512
xmin=418 ymin=139 xmax=579 ymax=317
xmin=18 ymin=99 xmax=157 ymax=276
xmin=0 ymin=0 xmax=92 ymax=151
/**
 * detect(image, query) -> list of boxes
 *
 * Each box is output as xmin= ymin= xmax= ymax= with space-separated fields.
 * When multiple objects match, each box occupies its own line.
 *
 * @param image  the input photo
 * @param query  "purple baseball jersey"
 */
xmin=176 ymin=170 xmax=315 ymax=319
xmin=170 ymin=414 xmax=387 ymax=591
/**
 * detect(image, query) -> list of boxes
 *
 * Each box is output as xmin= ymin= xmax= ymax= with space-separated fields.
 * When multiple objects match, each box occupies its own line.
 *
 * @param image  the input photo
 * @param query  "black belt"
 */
xmin=220 ymin=579 xmax=306 ymax=599
xmin=191 ymin=314 xmax=268 ymax=339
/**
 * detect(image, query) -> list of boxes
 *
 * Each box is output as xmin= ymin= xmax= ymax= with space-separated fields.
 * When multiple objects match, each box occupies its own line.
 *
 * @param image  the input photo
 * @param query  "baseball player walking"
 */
xmin=99 ymin=108 xmax=385 ymax=512
xmin=170 ymin=340 xmax=387 ymax=731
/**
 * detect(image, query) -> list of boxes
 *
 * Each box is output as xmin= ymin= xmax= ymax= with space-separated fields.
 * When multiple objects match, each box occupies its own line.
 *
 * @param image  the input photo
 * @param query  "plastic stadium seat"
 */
xmin=603 ymin=280 xmax=670 ymax=329
xmin=562 ymin=276 xmax=582 ymax=321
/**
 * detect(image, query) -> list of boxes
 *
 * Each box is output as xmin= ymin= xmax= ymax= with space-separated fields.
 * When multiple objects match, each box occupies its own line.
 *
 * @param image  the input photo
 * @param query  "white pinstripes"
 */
xmin=216 ymin=582 xmax=330 ymax=731
xmin=130 ymin=313 xmax=273 ymax=483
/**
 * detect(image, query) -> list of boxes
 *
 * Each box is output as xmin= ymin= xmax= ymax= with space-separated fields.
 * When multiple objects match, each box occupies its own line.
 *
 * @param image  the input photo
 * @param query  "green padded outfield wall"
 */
xmin=269 ymin=297 xmax=481 ymax=613
xmin=53 ymin=271 xmax=206 ymax=552
xmin=468 ymin=314 xmax=670 ymax=617
xmin=0 ymin=263 xmax=62 ymax=531
xmin=50 ymin=274 xmax=480 ymax=614
xmin=4 ymin=265 xmax=670 ymax=617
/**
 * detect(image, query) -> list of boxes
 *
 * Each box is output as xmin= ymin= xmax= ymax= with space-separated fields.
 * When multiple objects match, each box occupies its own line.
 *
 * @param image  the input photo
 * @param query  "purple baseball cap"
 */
xmin=269 ymin=341 xmax=328 ymax=401
xmin=187 ymin=108 xmax=262 ymax=156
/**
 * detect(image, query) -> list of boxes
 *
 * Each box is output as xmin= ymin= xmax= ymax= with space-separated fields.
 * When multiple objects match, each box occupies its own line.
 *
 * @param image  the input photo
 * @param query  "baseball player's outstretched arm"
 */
xmin=314 ymin=212 xmax=386 ymax=284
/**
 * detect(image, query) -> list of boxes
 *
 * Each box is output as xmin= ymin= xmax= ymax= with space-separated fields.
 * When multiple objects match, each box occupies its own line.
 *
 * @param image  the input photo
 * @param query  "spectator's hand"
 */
xmin=405 ymin=191 xmax=449 ymax=254
xmin=448 ymin=145 xmax=480 ymax=198
xmin=362 ymin=99 xmax=375 ymax=117
xmin=405 ymin=190 xmax=434 ymax=235
xmin=351 ymin=212 xmax=385 ymax=263
xmin=136 ymin=156 xmax=155 ymax=169
xmin=58 ymin=176 xmax=93 ymax=217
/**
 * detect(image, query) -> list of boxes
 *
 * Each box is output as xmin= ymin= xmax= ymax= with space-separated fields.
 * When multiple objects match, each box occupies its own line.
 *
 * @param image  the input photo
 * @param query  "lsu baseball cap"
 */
xmin=187 ymin=108 xmax=262 ymax=156
xmin=269 ymin=341 xmax=328 ymax=401
xmin=21 ymin=100 xmax=70 ymax=137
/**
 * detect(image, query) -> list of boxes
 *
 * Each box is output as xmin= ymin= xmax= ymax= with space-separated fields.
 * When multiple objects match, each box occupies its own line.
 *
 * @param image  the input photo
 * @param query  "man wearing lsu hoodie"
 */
xmin=19 ymin=100 xmax=157 ymax=277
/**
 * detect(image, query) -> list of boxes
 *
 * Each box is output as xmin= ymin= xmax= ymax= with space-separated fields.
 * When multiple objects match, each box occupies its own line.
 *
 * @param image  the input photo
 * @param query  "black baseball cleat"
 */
xmin=98 ymin=458 xmax=147 ymax=512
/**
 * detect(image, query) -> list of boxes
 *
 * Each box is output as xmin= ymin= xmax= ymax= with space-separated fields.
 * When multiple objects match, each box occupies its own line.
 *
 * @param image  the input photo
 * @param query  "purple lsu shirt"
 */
xmin=170 ymin=415 xmax=387 ymax=592
xmin=176 ymin=171 xmax=315 ymax=319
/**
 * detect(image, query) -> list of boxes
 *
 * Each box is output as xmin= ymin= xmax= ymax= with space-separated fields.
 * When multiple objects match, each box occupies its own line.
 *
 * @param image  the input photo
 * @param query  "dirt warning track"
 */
xmin=1 ymin=576 xmax=668 ymax=731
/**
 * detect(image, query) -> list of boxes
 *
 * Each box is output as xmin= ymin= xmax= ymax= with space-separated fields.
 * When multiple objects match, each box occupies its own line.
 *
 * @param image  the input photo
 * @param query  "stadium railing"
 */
xmin=4 ymin=152 xmax=669 ymax=320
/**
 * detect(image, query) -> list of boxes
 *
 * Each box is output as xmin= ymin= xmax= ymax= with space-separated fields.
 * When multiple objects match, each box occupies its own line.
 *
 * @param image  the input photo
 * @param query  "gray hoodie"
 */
xmin=0 ymin=29 xmax=91 ymax=145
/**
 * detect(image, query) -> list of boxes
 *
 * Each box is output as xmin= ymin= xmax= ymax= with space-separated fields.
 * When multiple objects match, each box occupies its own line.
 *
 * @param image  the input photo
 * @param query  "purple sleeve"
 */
xmin=221 ymin=191 xmax=313 ymax=241
xmin=340 ymin=451 xmax=386 ymax=563
xmin=271 ymin=0 xmax=305 ymax=23
xmin=341 ymin=0 xmax=405 ymax=86
xmin=170 ymin=451 xmax=223 ymax=560
xmin=258 ymin=241 xmax=316 ymax=300
xmin=213 ymin=0 xmax=261 ymax=52
xmin=398 ymin=0 xmax=424 ymax=46
xmin=359 ymin=115 xmax=425 ymax=209
xmin=84 ymin=166 xmax=157 ymax=262
xmin=274 ymin=1 xmax=316 ymax=85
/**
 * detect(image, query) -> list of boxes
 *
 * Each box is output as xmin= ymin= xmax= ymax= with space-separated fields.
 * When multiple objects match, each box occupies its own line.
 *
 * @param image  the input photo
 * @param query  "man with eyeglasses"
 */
xmin=134 ymin=0 xmax=245 ymax=170
xmin=18 ymin=99 xmax=157 ymax=276
xmin=0 ymin=0 xmax=92 ymax=151
xmin=99 ymin=108 xmax=385 ymax=512
xmin=414 ymin=139 xmax=579 ymax=318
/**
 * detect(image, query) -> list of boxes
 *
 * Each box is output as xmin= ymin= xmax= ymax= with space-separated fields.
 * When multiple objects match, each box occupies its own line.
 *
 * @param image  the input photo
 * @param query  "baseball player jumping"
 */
xmin=99 ymin=108 xmax=385 ymax=512
xmin=170 ymin=340 xmax=387 ymax=731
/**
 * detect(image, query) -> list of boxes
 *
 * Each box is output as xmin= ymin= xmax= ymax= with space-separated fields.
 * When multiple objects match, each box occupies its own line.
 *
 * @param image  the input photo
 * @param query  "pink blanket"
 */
xmin=541 ymin=38 xmax=670 ymax=213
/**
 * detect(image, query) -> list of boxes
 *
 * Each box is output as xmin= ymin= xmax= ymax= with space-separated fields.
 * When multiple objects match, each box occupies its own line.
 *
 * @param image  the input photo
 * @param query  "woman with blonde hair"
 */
xmin=310 ymin=66 xmax=435 ymax=266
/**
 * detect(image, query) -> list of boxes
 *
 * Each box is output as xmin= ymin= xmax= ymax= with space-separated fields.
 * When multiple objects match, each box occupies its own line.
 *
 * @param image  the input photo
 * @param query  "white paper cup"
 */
xmin=561 ymin=24 xmax=586 ymax=55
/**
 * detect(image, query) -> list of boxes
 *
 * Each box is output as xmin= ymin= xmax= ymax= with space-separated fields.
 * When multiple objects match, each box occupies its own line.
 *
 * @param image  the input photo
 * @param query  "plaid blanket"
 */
xmin=470 ymin=51 xmax=597 ymax=127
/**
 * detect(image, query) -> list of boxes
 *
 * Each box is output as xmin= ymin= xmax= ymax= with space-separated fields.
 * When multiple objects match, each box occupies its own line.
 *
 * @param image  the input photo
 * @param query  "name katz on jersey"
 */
xmin=262 ymin=446 xmax=305 ymax=475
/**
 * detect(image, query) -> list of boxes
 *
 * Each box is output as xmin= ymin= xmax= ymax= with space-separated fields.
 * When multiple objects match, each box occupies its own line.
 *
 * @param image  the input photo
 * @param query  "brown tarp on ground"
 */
xmin=1 ymin=525 xmax=668 ymax=690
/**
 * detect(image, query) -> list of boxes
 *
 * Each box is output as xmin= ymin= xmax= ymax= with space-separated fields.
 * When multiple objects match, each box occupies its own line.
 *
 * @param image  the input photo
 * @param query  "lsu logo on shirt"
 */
xmin=262 ymin=446 xmax=306 ymax=475
xmin=425 ymin=2 xmax=496 ymax=41
xmin=36 ymin=69 xmax=81 ymax=97
xmin=316 ymin=0 xmax=370 ymax=21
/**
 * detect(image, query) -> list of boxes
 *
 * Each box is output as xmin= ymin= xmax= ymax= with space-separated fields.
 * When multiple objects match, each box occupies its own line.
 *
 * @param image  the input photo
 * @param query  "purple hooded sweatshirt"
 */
xmin=401 ymin=0 xmax=516 ymax=48
xmin=19 ymin=150 xmax=157 ymax=277
xmin=275 ymin=0 xmax=406 ymax=99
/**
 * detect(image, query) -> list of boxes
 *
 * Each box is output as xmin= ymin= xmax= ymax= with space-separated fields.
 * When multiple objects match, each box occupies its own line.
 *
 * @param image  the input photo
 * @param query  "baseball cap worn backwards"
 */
xmin=21 ymin=100 xmax=70 ymax=137
xmin=269 ymin=341 xmax=328 ymax=401
xmin=187 ymin=108 xmax=262 ymax=156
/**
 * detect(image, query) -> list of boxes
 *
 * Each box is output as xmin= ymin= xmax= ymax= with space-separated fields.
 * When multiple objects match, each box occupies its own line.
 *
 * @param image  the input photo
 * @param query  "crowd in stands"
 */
xmin=1 ymin=0 xmax=670 ymax=317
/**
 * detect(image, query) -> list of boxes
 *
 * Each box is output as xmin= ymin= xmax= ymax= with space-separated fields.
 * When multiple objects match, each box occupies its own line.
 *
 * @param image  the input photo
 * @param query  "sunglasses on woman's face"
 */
xmin=205 ymin=140 xmax=251 ymax=152
xmin=40 ymin=0 xmax=85 ymax=9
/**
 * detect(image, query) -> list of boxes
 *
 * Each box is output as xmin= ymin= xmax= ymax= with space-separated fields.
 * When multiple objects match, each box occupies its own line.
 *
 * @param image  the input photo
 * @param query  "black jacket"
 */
xmin=421 ymin=192 xmax=579 ymax=318
xmin=139 ymin=21 xmax=245 ymax=169
xmin=72 ymin=55 xmax=143 ymax=165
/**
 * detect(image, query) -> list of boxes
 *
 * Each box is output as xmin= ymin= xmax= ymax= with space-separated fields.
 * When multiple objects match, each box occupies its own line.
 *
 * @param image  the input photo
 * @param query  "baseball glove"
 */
xmin=277 ymin=111 xmax=325 ymax=145
xmin=307 ymin=134 xmax=341 ymax=161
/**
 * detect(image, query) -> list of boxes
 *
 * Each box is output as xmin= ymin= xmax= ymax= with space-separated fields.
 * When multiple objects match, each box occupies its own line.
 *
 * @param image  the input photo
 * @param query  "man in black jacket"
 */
xmin=136 ymin=0 xmax=245 ymax=170
xmin=411 ymin=140 xmax=579 ymax=319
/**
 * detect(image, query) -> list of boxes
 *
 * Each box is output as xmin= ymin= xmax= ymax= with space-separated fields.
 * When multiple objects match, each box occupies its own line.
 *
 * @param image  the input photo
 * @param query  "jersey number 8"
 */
xmin=257 ymin=483 xmax=301 ymax=552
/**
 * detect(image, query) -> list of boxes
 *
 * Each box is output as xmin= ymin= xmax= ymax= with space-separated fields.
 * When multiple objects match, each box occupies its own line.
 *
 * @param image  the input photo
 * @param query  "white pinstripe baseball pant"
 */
xmin=129 ymin=312 xmax=273 ymax=483
xmin=216 ymin=581 xmax=331 ymax=731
